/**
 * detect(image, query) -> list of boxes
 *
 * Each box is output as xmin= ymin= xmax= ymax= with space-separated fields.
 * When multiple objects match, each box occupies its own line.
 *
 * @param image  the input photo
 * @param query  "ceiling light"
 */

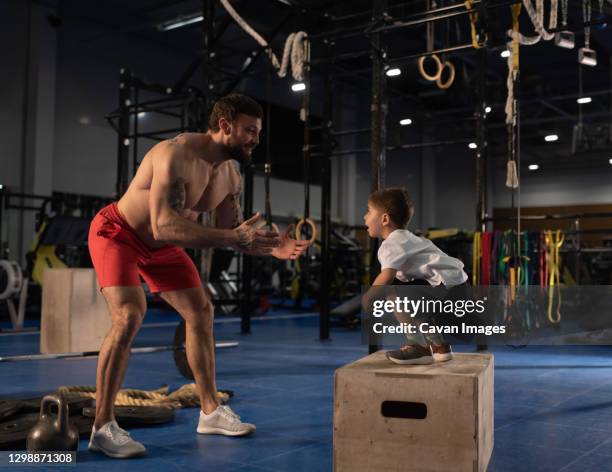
xmin=468 ymin=142 xmax=477 ymax=149
xmin=291 ymin=82 xmax=306 ymax=92
xmin=385 ymin=68 xmax=401 ymax=77
xmin=399 ymin=118 xmax=412 ymax=126
xmin=158 ymin=13 xmax=204 ymax=31
xmin=138 ymin=112 xmax=146 ymax=118
xmin=577 ymin=97 xmax=592 ymax=104
xmin=485 ymin=106 xmax=492 ymax=113
xmin=501 ymin=50 xmax=510 ymax=58
xmin=529 ymin=164 xmax=539 ymax=170
xmin=609 ymin=158 xmax=612 ymax=165
xmin=544 ymin=134 xmax=559 ymax=142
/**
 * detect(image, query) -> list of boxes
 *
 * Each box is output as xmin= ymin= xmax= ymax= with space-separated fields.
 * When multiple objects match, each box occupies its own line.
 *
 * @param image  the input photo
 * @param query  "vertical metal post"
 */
xmin=241 ymin=163 xmax=254 ymax=334
xmin=0 ymin=188 xmax=6 ymax=259
xmin=475 ymin=4 xmax=489 ymax=353
xmin=475 ymin=47 xmax=488 ymax=233
xmin=202 ymin=0 xmax=215 ymax=116
xmin=117 ymin=68 xmax=131 ymax=197
xmin=368 ymin=0 xmax=388 ymax=354
xmin=297 ymin=40 xmax=312 ymax=309
xmin=132 ymin=87 xmax=139 ymax=177
xmin=320 ymin=67 xmax=333 ymax=341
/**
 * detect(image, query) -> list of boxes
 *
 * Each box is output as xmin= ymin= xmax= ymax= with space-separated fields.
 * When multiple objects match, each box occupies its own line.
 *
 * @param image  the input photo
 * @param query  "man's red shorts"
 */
xmin=88 ymin=202 xmax=201 ymax=293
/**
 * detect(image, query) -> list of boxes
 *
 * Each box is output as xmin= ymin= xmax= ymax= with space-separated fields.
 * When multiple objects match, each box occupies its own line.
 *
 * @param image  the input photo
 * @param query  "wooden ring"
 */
xmin=417 ymin=54 xmax=443 ymax=81
xmin=255 ymin=221 xmax=280 ymax=233
xmin=295 ymin=218 xmax=317 ymax=244
xmin=436 ymin=60 xmax=456 ymax=90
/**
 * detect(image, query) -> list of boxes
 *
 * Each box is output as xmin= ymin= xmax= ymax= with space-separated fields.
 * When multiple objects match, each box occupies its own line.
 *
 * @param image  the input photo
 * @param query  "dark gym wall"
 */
xmin=53 ymin=8 xmax=194 ymax=196
xmin=0 ymin=0 xmax=31 ymax=190
xmin=493 ymin=168 xmax=612 ymax=207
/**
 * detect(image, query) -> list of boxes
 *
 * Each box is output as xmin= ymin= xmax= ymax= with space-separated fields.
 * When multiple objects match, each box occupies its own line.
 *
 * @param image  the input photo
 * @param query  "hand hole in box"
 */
xmin=381 ymin=401 xmax=427 ymax=419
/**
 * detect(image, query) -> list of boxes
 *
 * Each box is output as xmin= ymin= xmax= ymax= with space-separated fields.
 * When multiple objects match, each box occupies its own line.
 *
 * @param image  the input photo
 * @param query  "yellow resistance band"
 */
xmin=464 ymin=0 xmax=482 ymax=49
xmin=545 ymin=230 xmax=564 ymax=323
xmin=473 ymin=232 xmax=481 ymax=285
xmin=511 ymin=3 xmax=521 ymax=70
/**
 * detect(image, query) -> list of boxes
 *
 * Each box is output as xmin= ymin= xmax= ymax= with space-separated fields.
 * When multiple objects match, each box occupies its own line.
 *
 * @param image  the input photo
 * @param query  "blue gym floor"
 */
xmin=2 ymin=310 xmax=612 ymax=471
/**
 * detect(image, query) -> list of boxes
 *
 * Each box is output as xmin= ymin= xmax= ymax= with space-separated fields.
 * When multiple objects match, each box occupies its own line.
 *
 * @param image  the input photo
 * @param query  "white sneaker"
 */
xmin=197 ymin=405 xmax=256 ymax=436
xmin=88 ymin=420 xmax=147 ymax=458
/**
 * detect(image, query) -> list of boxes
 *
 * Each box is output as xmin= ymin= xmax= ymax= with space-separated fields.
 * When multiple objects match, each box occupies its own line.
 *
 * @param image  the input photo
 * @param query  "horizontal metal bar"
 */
xmin=489 ymin=111 xmax=612 ymax=128
xmin=389 ymin=43 xmax=479 ymax=65
xmin=548 ymin=17 xmax=610 ymax=33
xmin=331 ymin=127 xmax=371 ymax=136
xmin=484 ymin=212 xmax=612 ymax=222
xmin=388 ymin=139 xmax=474 ymax=150
xmin=310 ymin=50 xmax=370 ymax=65
xmin=130 ymin=77 xmax=173 ymax=95
xmin=4 ymin=192 xmax=48 ymax=200
xmin=0 ymin=341 xmax=239 ymax=362
xmin=325 ymin=138 xmax=475 ymax=157
xmin=128 ymin=127 xmax=186 ymax=139
xmin=6 ymin=205 xmax=41 ymax=211
xmin=560 ymin=248 xmax=612 ymax=253
xmin=371 ymin=9 xmax=471 ymax=34
xmin=326 ymin=0 xmax=428 ymax=23
xmin=370 ymin=0 xmax=519 ymax=34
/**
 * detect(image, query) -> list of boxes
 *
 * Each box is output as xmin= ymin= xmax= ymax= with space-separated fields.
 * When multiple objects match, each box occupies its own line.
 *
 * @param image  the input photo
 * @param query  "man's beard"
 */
xmin=227 ymin=143 xmax=252 ymax=163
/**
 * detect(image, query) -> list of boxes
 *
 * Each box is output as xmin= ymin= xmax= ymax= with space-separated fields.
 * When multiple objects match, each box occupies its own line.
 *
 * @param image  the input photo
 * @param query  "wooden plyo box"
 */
xmin=41 ymin=268 xmax=111 ymax=354
xmin=334 ymin=352 xmax=494 ymax=472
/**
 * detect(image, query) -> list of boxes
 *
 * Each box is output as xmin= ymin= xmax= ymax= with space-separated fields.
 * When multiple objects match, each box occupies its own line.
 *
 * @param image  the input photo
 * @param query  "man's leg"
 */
xmin=159 ymin=287 xmax=255 ymax=436
xmin=159 ymin=287 xmax=218 ymax=413
xmin=95 ymin=286 xmax=146 ymax=428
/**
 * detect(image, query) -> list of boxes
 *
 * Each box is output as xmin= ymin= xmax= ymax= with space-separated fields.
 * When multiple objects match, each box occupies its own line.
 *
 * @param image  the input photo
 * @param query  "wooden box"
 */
xmin=334 ymin=352 xmax=494 ymax=472
xmin=41 ymin=268 xmax=111 ymax=354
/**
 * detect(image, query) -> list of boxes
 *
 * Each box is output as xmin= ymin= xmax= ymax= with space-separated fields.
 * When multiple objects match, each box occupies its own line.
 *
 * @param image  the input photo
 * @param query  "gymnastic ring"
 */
xmin=255 ymin=220 xmax=280 ymax=233
xmin=295 ymin=218 xmax=317 ymax=244
xmin=0 ymin=260 xmax=23 ymax=301
xmin=417 ymin=54 xmax=443 ymax=82
xmin=436 ymin=60 xmax=455 ymax=90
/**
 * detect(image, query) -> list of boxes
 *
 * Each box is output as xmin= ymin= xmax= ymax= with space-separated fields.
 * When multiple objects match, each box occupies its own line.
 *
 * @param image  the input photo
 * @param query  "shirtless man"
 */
xmin=87 ymin=94 xmax=310 ymax=458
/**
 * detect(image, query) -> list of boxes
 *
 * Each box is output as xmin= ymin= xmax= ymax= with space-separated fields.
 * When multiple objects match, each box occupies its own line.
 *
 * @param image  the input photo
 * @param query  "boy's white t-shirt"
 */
xmin=377 ymin=229 xmax=468 ymax=287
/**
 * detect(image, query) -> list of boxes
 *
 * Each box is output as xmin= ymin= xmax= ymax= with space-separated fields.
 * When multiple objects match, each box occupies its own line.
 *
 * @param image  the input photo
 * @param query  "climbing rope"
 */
xmin=219 ymin=0 xmax=308 ymax=81
xmin=56 ymin=384 xmax=231 ymax=409
xmin=507 ymin=0 xmax=558 ymax=45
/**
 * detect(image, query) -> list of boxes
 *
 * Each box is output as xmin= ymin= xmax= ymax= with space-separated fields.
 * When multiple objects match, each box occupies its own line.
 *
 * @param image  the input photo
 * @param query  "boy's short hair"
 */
xmin=208 ymin=94 xmax=263 ymax=132
xmin=368 ymin=188 xmax=415 ymax=228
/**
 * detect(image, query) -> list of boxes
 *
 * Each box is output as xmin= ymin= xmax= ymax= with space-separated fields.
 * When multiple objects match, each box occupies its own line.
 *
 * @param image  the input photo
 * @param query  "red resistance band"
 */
xmin=481 ymin=231 xmax=493 ymax=286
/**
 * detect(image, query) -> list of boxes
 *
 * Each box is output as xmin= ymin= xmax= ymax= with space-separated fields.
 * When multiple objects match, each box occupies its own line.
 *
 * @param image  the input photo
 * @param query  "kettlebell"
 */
xmin=26 ymin=395 xmax=79 ymax=452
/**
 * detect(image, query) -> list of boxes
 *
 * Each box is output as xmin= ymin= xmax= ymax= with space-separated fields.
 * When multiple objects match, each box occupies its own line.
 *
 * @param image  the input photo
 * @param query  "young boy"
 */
xmin=363 ymin=188 xmax=468 ymax=365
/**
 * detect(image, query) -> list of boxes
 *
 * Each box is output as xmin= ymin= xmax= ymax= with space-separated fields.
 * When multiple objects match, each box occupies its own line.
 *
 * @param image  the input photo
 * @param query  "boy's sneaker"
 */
xmin=385 ymin=344 xmax=434 ymax=365
xmin=88 ymin=420 xmax=146 ymax=458
xmin=197 ymin=405 xmax=256 ymax=436
xmin=430 ymin=342 xmax=453 ymax=362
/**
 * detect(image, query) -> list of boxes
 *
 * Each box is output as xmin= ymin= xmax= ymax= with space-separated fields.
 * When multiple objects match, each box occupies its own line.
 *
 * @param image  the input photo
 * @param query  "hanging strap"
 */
xmin=545 ymin=230 xmax=564 ymax=323
xmin=464 ymin=0 xmax=482 ymax=49
xmin=481 ymin=231 xmax=492 ymax=285
xmin=472 ymin=232 xmax=482 ymax=285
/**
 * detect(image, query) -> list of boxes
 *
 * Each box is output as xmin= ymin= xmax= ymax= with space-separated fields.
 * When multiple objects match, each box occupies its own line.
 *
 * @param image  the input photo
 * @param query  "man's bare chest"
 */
xmin=189 ymin=164 xmax=238 ymax=212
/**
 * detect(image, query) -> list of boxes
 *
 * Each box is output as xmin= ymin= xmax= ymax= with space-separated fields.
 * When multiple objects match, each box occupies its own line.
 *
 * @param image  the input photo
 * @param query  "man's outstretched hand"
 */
xmin=271 ymin=224 xmax=312 ymax=260
xmin=234 ymin=212 xmax=280 ymax=255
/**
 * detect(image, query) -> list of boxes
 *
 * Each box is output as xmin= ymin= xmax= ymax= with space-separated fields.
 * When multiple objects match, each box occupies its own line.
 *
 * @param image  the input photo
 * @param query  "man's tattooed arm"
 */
xmin=215 ymin=179 xmax=244 ymax=230
xmin=169 ymin=177 xmax=186 ymax=212
xmin=230 ymin=179 xmax=243 ymax=227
